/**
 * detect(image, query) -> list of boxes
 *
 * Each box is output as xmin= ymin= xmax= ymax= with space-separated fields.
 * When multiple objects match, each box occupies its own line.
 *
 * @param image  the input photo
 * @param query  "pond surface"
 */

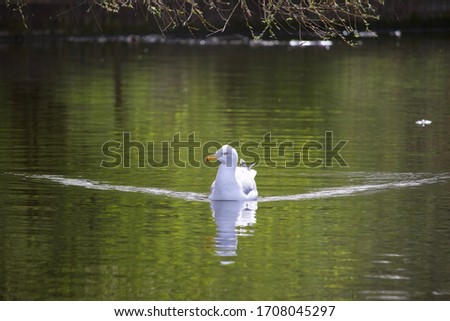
xmin=1 ymin=34 xmax=449 ymax=300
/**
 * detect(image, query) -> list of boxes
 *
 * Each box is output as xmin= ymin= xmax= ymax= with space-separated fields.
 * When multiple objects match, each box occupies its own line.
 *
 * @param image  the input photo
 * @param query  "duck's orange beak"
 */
xmin=205 ymin=155 xmax=217 ymax=162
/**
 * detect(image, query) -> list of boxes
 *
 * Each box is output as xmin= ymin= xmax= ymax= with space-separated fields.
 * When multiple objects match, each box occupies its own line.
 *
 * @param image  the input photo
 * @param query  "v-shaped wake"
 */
xmin=7 ymin=172 xmax=449 ymax=203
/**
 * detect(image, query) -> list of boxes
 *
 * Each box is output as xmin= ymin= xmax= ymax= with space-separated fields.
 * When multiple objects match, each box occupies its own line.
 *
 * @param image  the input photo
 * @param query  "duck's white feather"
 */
xmin=208 ymin=145 xmax=258 ymax=201
xmin=236 ymin=166 xmax=257 ymax=196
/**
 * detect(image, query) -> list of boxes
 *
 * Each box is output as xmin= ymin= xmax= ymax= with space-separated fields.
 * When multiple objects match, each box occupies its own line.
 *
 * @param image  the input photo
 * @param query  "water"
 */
xmin=1 ymin=34 xmax=450 ymax=300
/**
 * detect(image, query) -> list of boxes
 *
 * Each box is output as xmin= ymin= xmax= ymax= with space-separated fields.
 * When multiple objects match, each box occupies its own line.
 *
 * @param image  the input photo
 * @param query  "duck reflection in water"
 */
xmin=210 ymin=200 xmax=258 ymax=264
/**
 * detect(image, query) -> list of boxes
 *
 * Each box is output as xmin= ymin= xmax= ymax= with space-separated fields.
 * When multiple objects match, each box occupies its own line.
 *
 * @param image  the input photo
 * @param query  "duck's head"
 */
xmin=205 ymin=145 xmax=238 ymax=167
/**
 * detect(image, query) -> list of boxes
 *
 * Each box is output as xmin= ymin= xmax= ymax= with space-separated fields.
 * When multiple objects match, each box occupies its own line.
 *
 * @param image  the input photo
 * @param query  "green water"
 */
xmin=1 ymin=34 xmax=449 ymax=300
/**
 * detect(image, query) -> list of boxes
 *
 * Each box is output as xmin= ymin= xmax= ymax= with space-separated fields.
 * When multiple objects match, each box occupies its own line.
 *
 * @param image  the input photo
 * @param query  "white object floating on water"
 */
xmin=356 ymin=30 xmax=378 ymax=38
xmin=206 ymin=145 xmax=258 ymax=201
xmin=343 ymin=30 xmax=377 ymax=38
xmin=389 ymin=30 xmax=402 ymax=38
xmin=415 ymin=119 xmax=432 ymax=127
xmin=289 ymin=39 xmax=333 ymax=48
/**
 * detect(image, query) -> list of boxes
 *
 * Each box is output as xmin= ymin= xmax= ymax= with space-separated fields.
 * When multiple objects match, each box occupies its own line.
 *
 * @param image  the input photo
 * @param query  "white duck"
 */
xmin=206 ymin=145 xmax=258 ymax=201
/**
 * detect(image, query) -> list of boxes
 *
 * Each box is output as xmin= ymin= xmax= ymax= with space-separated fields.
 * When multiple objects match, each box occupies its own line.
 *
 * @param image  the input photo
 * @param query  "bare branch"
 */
xmin=8 ymin=0 xmax=385 ymax=42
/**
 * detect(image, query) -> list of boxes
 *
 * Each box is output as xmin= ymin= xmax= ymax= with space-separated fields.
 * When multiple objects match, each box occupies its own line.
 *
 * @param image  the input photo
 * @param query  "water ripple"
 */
xmin=6 ymin=172 xmax=450 ymax=203
xmin=259 ymin=173 xmax=450 ymax=202
xmin=8 ymin=173 xmax=209 ymax=202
